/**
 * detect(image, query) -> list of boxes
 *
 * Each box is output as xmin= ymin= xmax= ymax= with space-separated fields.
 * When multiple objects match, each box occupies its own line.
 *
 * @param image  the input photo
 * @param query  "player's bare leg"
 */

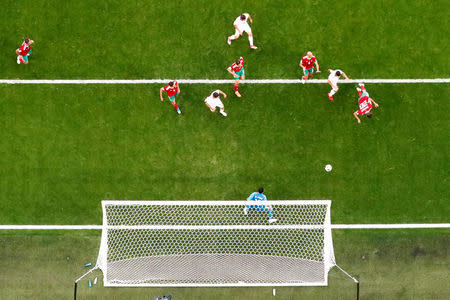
xmin=234 ymin=79 xmax=242 ymax=97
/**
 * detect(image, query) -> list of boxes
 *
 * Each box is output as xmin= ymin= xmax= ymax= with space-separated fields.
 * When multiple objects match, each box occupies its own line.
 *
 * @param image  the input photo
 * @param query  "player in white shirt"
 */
xmin=327 ymin=69 xmax=350 ymax=101
xmin=227 ymin=13 xmax=257 ymax=49
xmin=205 ymin=90 xmax=228 ymax=116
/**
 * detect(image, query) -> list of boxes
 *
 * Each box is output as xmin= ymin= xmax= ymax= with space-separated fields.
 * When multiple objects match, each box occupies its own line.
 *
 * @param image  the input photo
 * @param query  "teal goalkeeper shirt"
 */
xmin=247 ymin=192 xmax=267 ymax=201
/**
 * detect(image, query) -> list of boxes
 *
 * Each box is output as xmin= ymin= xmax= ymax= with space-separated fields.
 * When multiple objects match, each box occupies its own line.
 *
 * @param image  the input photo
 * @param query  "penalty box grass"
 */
xmin=0 ymin=0 xmax=449 ymax=79
xmin=0 ymin=83 xmax=448 ymax=225
xmin=0 ymin=229 xmax=448 ymax=299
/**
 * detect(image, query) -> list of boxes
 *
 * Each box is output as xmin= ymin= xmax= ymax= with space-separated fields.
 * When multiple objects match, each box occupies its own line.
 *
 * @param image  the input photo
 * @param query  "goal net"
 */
xmin=95 ymin=200 xmax=335 ymax=287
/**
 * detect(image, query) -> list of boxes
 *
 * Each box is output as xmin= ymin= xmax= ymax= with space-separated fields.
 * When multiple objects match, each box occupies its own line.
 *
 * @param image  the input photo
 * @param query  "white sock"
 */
xmin=229 ymin=35 xmax=236 ymax=41
xmin=248 ymin=36 xmax=254 ymax=45
xmin=329 ymin=89 xmax=337 ymax=96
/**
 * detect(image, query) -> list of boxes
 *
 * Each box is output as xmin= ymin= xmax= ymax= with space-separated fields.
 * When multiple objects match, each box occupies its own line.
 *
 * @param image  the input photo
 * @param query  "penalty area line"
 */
xmin=0 ymin=78 xmax=450 ymax=84
xmin=0 ymin=224 xmax=449 ymax=230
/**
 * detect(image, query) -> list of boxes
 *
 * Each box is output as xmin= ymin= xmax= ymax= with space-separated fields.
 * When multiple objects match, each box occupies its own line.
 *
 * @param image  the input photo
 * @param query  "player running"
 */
xmin=205 ymin=90 xmax=228 ymax=116
xmin=244 ymin=188 xmax=277 ymax=223
xmin=299 ymin=51 xmax=320 ymax=83
xmin=327 ymin=68 xmax=350 ymax=101
xmin=353 ymin=84 xmax=379 ymax=123
xmin=227 ymin=13 xmax=258 ymax=49
xmin=227 ymin=57 xmax=245 ymax=98
xmin=160 ymin=81 xmax=182 ymax=114
xmin=16 ymin=38 xmax=34 ymax=65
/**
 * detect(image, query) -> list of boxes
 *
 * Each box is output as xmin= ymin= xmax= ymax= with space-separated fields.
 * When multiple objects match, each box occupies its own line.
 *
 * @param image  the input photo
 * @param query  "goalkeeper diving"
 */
xmin=244 ymin=187 xmax=277 ymax=223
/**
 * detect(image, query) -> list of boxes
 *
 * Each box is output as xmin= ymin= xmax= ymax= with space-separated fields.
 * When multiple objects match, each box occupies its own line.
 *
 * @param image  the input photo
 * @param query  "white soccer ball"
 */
xmin=325 ymin=164 xmax=332 ymax=172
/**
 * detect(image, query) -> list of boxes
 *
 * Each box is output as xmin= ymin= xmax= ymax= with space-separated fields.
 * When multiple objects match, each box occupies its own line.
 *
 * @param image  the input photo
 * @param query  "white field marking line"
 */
xmin=1 ymin=78 xmax=450 ymax=84
xmin=0 ymin=224 xmax=449 ymax=230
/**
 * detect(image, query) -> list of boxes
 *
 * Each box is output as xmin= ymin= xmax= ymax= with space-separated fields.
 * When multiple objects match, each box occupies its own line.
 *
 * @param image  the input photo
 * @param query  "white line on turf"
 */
xmin=0 ymin=224 xmax=448 ymax=230
xmin=0 ymin=78 xmax=449 ymax=84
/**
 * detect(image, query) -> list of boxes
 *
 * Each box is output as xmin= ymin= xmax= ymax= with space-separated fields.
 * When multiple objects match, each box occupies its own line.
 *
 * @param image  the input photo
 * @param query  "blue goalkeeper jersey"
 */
xmin=247 ymin=192 xmax=267 ymax=201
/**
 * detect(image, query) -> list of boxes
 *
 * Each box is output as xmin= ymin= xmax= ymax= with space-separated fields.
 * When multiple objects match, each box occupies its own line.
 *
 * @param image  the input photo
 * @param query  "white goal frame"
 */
xmin=95 ymin=200 xmax=336 ymax=287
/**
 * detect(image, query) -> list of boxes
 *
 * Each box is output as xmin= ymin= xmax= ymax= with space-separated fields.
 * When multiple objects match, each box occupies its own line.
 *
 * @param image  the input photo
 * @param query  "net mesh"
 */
xmin=97 ymin=201 xmax=335 ymax=286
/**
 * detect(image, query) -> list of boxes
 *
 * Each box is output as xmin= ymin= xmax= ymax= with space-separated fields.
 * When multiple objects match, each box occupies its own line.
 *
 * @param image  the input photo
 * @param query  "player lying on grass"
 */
xmin=227 ymin=13 xmax=258 ymax=49
xmin=353 ymin=83 xmax=379 ymax=123
xmin=160 ymin=81 xmax=182 ymax=114
xmin=299 ymin=51 xmax=320 ymax=83
xmin=327 ymin=69 xmax=350 ymax=101
xmin=227 ymin=57 xmax=245 ymax=98
xmin=205 ymin=90 xmax=228 ymax=116
xmin=16 ymin=38 xmax=34 ymax=65
xmin=244 ymin=187 xmax=277 ymax=224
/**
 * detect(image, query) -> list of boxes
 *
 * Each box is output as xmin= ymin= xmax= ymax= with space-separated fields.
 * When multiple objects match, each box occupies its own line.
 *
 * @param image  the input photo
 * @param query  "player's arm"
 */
xmin=299 ymin=60 xmax=305 ymax=69
xmin=369 ymin=98 xmax=379 ymax=108
xmin=218 ymin=90 xmax=227 ymax=98
xmin=227 ymin=67 xmax=237 ymax=77
xmin=205 ymin=102 xmax=215 ymax=112
xmin=159 ymin=87 xmax=165 ymax=101
xmin=315 ymin=60 xmax=320 ymax=72
xmin=176 ymin=82 xmax=181 ymax=94
xmin=248 ymin=14 xmax=253 ymax=23
xmin=247 ymin=192 xmax=255 ymax=200
xmin=353 ymin=111 xmax=361 ymax=124
xmin=342 ymin=72 xmax=350 ymax=81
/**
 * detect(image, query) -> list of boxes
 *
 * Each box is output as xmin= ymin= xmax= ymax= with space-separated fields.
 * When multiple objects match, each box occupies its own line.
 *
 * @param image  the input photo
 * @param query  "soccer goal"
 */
xmin=86 ymin=200 xmax=339 ymax=287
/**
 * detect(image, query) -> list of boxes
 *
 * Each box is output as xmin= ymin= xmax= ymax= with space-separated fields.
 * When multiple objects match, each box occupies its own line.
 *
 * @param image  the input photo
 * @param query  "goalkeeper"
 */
xmin=244 ymin=187 xmax=277 ymax=223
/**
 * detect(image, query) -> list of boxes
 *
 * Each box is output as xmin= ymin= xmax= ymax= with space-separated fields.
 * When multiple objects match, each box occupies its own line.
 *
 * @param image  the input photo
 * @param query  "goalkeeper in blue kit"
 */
xmin=244 ymin=187 xmax=277 ymax=223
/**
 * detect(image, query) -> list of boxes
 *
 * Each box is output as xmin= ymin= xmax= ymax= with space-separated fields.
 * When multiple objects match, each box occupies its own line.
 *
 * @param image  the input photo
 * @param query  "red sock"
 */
xmin=357 ymin=90 xmax=362 ymax=97
xmin=173 ymin=103 xmax=179 ymax=109
xmin=234 ymin=84 xmax=239 ymax=92
xmin=20 ymin=57 xmax=25 ymax=64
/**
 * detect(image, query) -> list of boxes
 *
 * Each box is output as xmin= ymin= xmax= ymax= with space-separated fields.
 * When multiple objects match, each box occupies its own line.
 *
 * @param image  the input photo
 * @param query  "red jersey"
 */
xmin=230 ymin=57 xmax=244 ymax=72
xmin=18 ymin=42 xmax=31 ymax=56
xmin=357 ymin=96 xmax=373 ymax=115
xmin=301 ymin=56 xmax=316 ymax=69
xmin=163 ymin=81 xmax=178 ymax=97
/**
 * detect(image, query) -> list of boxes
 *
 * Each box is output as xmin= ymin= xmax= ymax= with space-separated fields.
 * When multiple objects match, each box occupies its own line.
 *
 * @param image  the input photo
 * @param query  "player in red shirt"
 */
xmin=299 ymin=51 xmax=320 ymax=83
xmin=159 ymin=81 xmax=182 ymax=114
xmin=16 ymin=38 xmax=34 ymax=65
xmin=227 ymin=57 xmax=245 ymax=97
xmin=353 ymin=84 xmax=379 ymax=123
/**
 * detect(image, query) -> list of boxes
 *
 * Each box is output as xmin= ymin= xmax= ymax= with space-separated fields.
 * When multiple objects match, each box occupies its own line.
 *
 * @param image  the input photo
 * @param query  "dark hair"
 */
xmin=236 ymin=59 xmax=241 ymax=65
xmin=168 ymin=81 xmax=174 ymax=86
xmin=258 ymin=187 xmax=264 ymax=193
xmin=240 ymin=14 xmax=246 ymax=20
xmin=366 ymin=112 xmax=372 ymax=118
xmin=25 ymin=39 xmax=30 ymax=44
xmin=213 ymin=92 xmax=219 ymax=98
xmin=335 ymin=71 xmax=341 ymax=76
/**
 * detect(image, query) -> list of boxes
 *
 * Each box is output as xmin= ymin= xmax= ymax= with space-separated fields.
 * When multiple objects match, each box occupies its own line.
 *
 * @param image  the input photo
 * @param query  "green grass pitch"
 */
xmin=0 ymin=0 xmax=449 ymax=299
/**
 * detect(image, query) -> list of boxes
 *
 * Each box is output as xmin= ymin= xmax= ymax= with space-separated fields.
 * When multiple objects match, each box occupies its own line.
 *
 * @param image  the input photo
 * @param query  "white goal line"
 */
xmin=1 ymin=78 xmax=450 ymax=84
xmin=0 ymin=223 xmax=449 ymax=230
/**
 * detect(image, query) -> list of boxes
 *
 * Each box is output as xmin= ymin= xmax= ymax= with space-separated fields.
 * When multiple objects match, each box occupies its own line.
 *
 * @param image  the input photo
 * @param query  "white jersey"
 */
xmin=233 ymin=13 xmax=250 ymax=27
xmin=328 ymin=69 xmax=343 ymax=85
xmin=205 ymin=90 xmax=224 ymax=109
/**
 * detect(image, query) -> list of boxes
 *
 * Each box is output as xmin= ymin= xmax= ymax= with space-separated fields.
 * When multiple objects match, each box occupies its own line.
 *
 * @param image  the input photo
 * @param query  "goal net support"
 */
xmin=94 ymin=200 xmax=336 ymax=287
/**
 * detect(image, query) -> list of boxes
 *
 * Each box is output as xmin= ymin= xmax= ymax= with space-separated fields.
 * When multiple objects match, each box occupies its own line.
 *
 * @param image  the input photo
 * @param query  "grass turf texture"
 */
xmin=0 ymin=229 xmax=448 ymax=299
xmin=0 ymin=0 xmax=449 ymax=79
xmin=0 ymin=83 xmax=448 ymax=224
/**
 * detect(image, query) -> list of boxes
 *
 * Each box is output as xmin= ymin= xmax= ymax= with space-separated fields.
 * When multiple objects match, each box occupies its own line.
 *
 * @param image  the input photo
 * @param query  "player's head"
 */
xmin=168 ymin=81 xmax=174 ymax=86
xmin=240 ymin=14 xmax=246 ymax=20
xmin=25 ymin=38 xmax=30 ymax=44
xmin=213 ymin=92 xmax=219 ymax=98
xmin=307 ymin=51 xmax=313 ymax=57
xmin=258 ymin=187 xmax=264 ymax=194
xmin=335 ymin=71 xmax=341 ymax=76
xmin=236 ymin=59 xmax=242 ymax=65
xmin=366 ymin=112 xmax=372 ymax=118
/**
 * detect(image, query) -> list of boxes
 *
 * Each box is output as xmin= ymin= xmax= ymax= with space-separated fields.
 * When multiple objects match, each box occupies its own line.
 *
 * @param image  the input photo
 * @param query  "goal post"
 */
xmin=94 ymin=200 xmax=336 ymax=287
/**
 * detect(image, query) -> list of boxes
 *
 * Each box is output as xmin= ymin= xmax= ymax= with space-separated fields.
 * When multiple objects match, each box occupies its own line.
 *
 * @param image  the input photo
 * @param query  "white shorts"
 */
xmin=328 ymin=75 xmax=339 ymax=86
xmin=235 ymin=24 xmax=252 ymax=35
xmin=205 ymin=98 xmax=224 ymax=109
